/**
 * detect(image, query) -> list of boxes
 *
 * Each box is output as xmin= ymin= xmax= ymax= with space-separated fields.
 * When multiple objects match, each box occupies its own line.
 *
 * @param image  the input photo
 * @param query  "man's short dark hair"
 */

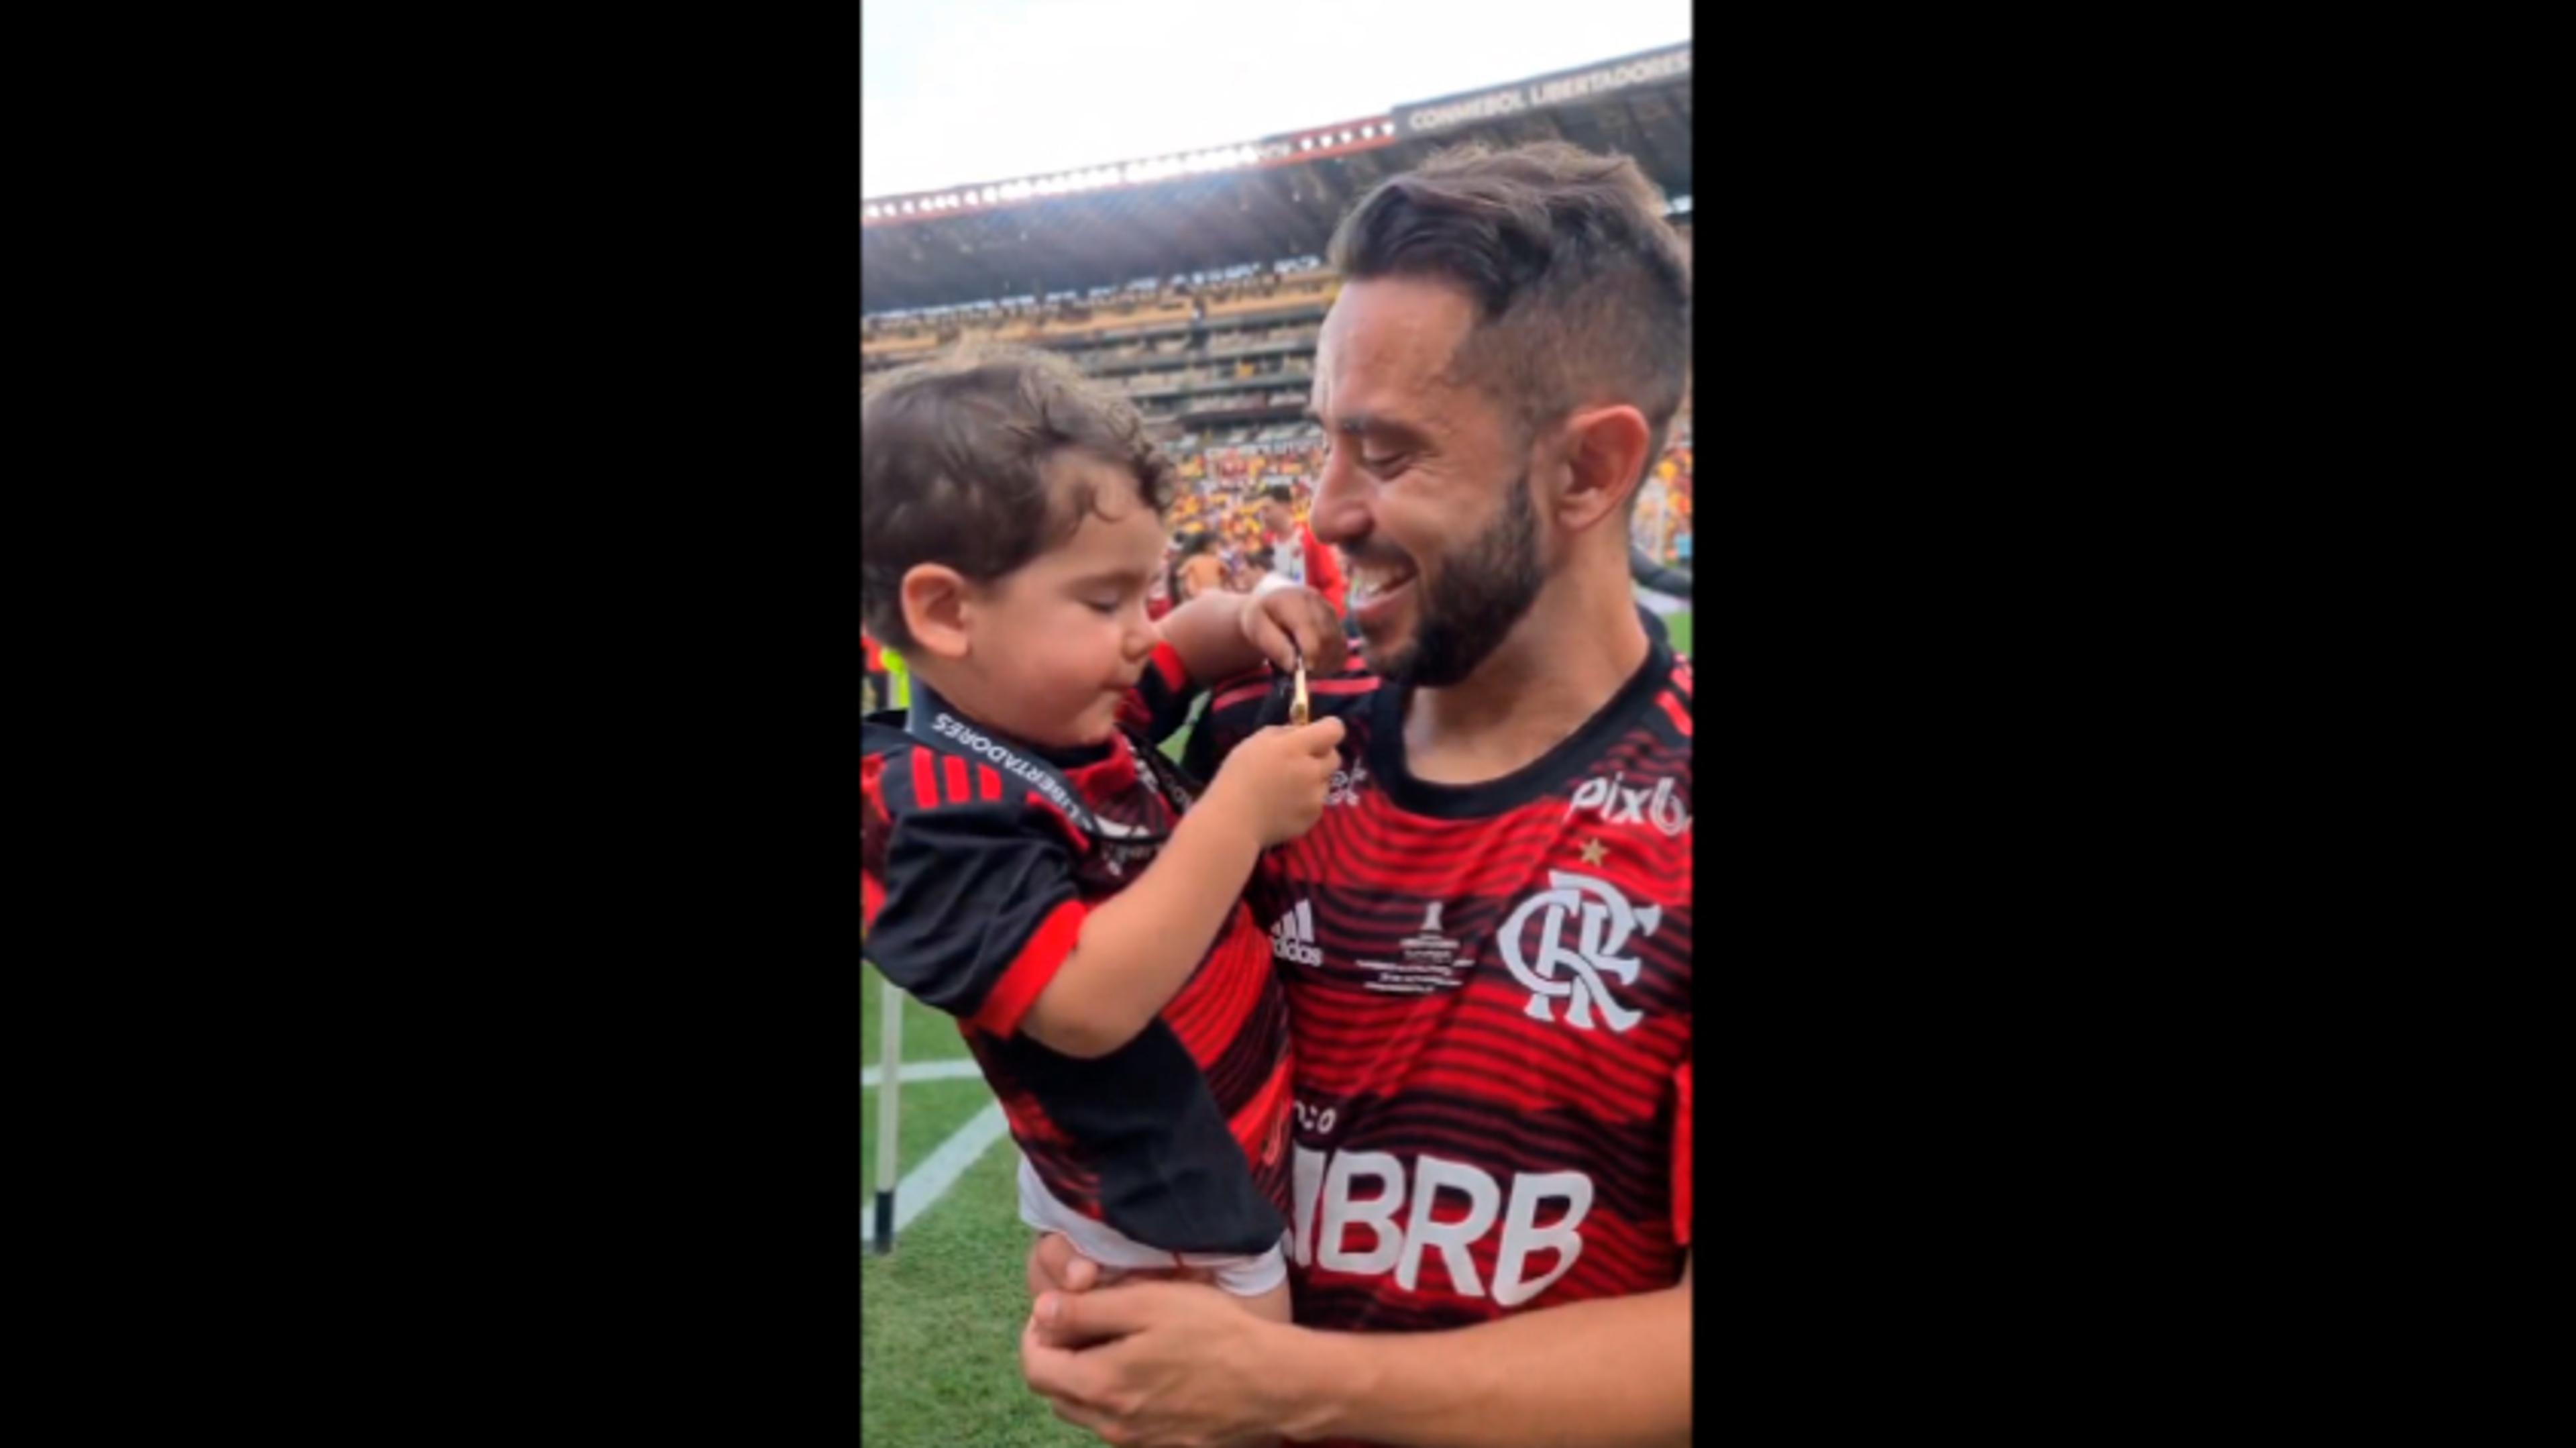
xmin=1326 ymin=140 xmax=1691 ymax=479
xmin=862 ymin=345 xmax=1175 ymax=649
xmin=1263 ymin=483 xmax=1295 ymax=506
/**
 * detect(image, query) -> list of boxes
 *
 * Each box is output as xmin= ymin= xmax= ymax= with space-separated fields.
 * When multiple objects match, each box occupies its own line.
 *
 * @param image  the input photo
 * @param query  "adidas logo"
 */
xmin=1270 ymin=899 xmax=1322 ymax=967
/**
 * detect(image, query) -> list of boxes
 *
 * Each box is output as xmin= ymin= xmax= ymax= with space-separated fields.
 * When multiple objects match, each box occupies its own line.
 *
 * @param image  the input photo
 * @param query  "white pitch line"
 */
xmin=891 ymin=1101 xmax=1013 ymax=1235
xmin=861 ymin=1057 xmax=983 ymax=1091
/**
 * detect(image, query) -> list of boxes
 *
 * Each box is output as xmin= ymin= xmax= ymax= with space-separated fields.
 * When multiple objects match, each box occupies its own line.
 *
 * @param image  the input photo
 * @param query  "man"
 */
xmin=1257 ymin=482 xmax=1349 ymax=620
xmin=1021 ymin=140 xmax=1693 ymax=1448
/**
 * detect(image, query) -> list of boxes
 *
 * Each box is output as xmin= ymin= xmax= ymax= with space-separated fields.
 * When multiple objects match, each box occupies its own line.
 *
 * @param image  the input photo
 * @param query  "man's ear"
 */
xmin=900 ymin=564 xmax=975 ymax=660
xmin=1554 ymin=405 xmax=1654 ymax=536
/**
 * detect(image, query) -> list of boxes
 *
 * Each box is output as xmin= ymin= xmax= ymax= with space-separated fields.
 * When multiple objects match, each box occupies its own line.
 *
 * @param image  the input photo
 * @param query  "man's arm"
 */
xmin=1272 ymin=1262 xmax=1689 ymax=1448
xmin=1022 ymin=1256 xmax=1690 ymax=1448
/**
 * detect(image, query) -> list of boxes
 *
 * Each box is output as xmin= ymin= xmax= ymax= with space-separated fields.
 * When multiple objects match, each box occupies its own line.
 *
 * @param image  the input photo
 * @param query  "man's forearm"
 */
xmin=1270 ymin=1284 xmax=1690 ymax=1448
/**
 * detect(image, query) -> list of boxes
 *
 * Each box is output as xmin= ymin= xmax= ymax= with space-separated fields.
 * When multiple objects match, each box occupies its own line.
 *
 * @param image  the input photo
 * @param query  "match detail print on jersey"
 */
xmin=1354 ymin=900 xmax=1474 ymax=996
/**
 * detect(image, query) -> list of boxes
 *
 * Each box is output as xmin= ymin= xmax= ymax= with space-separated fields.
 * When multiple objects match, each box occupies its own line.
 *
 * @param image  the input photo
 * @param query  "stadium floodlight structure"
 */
xmin=861 ymin=115 xmax=1392 ymax=231
xmin=861 ymin=40 xmax=1687 ymax=316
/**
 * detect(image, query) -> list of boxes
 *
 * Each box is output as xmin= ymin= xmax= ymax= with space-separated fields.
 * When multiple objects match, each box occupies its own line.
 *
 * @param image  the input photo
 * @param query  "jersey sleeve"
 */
xmin=1180 ymin=658 xmax=1377 ymax=780
xmin=1115 ymin=639 xmax=1200 ymax=744
xmin=864 ymin=746 xmax=1091 ymax=1038
xmin=1671 ymin=1059 xmax=1693 ymax=1249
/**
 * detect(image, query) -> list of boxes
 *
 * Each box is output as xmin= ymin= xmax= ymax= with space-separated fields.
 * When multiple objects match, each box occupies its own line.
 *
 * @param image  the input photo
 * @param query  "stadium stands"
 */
xmin=863 ymin=46 xmax=1695 ymax=583
xmin=863 ymin=264 xmax=1690 ymax=578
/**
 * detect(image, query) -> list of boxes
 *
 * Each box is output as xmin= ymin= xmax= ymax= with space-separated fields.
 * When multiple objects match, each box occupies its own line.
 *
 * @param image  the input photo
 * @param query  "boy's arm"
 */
xmin=1015 ymin=798 xmax=1263 ymax=1058
xmin=867 ymin=758 xmax=1258 ymax=1059
xmin=1023 ymin=711 xmax=1341 ymax=1058
xmin=1155 ymin=588 xmax=1342 ymax=692
xmin=1155 ymin=591 xmax=1271 ymax=684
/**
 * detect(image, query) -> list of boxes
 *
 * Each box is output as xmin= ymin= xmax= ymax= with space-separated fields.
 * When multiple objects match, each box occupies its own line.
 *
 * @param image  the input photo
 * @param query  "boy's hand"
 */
xmin=1242 ymin=587 xmax=1346 ymax=676
xmin=1201 ymin=717 xmax=1346 ymax=846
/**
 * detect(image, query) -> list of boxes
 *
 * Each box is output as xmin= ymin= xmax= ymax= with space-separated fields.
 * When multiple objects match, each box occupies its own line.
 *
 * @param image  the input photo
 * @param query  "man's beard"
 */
xmin=1372 ymin=473 xmax=1546 ymax=688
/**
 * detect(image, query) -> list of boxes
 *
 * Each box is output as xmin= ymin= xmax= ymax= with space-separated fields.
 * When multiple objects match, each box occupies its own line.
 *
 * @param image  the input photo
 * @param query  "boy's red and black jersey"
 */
xmin=1189 ymin=641 xmax=1693 ymax=1341
xmin=861 ymin=641 xmax=1293 ymax=1255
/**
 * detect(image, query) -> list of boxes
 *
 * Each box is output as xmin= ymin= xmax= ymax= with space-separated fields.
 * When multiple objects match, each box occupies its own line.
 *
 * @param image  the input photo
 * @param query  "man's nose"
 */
xmin=1307 ymin=446 xmax=1369 ymax=549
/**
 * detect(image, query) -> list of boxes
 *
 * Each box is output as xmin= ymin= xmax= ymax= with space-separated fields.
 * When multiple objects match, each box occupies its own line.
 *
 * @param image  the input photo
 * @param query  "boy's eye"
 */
xmin=1085 ymin=598 xmax=1121 ymax=614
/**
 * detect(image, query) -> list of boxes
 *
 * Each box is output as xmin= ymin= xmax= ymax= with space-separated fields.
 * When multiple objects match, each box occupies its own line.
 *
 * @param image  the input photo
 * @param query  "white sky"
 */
xmin=861 ymin=0 xmax=1692 ymax=200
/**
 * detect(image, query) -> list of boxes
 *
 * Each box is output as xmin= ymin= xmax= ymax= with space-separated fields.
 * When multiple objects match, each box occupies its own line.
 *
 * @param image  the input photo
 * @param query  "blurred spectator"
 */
xmin=861 ymin=628 xmax=888 ymax=714
xmin=1167 ymin=528 xmax=1226 ymax=607
xmin=1257 ymin=482 xmax=1346 ymax=617
xmin=1235 ymin=545 xmax=1274 ymax=593
xmin=1144 ymin=564 xmax=1173 ymax=623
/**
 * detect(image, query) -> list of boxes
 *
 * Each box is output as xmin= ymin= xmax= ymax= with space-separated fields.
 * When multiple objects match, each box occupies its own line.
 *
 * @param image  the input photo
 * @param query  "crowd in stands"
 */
xmin=861 ymin=258 xmax=1333 ymax=353
xmin=863 ymin=244 xmax=1694 ymax=592
xmin=1162 ymin=444 xmax=1327 ymax=594
xmin=1174 ymin=420 xmax=1316 ymax=448
xmin=1633 ymin=433 xmax=1695 ymax=569
xmin=1149 ymin=413 xmax=1695 ymax=604
xmin=863 ymin=212 xmax=1682 ymax=356
xmin=1112 ymin=356 xmax=1309 ymax=401
xmin=1203 ymin=319 xmax=1322 ymax=354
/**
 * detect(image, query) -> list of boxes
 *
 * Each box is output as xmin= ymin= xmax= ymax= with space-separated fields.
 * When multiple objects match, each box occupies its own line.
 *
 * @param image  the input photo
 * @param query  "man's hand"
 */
xmin=1021 ymin=1280 xmax=1305 ymax=1448
xmin=1018 ymin=1234 xmax=1691 ymax=1448
xmin=1242 ymin=586 xmax=1346 ymax=676
xmin=1026 ymin=1232 xmax=1214 ymax=1349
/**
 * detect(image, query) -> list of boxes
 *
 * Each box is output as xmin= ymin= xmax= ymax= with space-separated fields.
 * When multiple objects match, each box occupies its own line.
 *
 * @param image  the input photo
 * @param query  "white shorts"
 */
xmin=1016 ymin=1153 xmax=1288 ymax=1298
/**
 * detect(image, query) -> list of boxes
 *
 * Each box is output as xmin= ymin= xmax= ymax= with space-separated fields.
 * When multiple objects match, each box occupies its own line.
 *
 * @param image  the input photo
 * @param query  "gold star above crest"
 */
xmin=1578 ymin=836 xmax=1608 ymax=867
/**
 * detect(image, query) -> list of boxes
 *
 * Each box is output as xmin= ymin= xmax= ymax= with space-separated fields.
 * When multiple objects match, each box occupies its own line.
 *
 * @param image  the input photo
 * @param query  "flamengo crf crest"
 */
xmin=1497 ymin=871 xmax=1660 ymax=1032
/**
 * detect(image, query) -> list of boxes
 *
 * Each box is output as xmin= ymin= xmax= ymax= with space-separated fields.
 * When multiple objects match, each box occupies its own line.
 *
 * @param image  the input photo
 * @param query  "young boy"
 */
xmin=859 ymin=346 xmax=1345 ymax=1321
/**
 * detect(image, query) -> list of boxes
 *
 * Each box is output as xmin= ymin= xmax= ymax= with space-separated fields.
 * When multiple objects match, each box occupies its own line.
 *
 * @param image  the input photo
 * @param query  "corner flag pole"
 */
xmin=873 ymin=973 xmax=902 ymax=1255
xmin=871 ymin=646 xmax=912 ymax=1257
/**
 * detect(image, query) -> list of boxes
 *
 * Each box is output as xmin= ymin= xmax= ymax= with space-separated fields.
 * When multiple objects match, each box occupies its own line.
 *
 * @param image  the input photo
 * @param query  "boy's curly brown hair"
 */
xmin=862 ymin=344 xmax=1176 ymax=649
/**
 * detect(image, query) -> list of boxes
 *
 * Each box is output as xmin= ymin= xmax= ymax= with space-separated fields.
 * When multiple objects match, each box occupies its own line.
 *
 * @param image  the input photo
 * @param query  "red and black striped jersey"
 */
xmin=861 ymin=641 xmax=1294 ymax=1255
xmin=1187 ymin=642 xmax=1693 ymax=1339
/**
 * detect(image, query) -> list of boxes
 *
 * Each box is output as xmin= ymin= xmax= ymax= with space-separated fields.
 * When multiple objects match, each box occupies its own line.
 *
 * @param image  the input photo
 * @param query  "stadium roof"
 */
xmin=861 ymin=42 xmax=1691 ymax=315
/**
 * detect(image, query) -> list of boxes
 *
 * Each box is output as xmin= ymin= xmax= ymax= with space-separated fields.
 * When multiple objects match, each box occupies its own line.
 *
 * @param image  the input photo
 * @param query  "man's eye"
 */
xmin=1363 ymin=454 xmax=1405 ymax=472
